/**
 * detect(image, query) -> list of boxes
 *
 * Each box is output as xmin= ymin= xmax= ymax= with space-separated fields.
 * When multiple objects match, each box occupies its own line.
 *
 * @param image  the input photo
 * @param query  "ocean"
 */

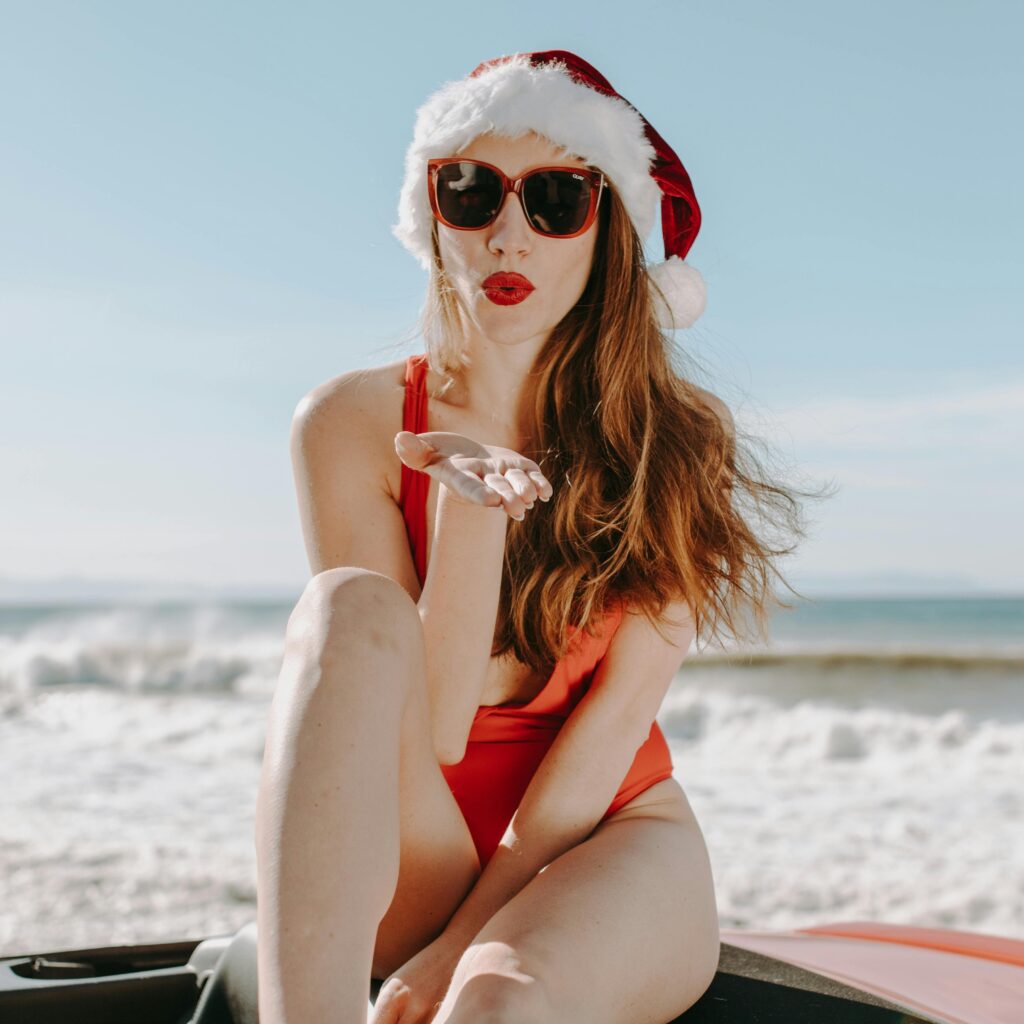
xmin=1 ymin=594 xmax=1021 ymax=956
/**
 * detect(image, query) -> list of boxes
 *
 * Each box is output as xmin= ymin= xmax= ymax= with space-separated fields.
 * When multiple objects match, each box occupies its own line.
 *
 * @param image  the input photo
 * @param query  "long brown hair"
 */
xmin=392 ymin=178 xmax=831 ymax=672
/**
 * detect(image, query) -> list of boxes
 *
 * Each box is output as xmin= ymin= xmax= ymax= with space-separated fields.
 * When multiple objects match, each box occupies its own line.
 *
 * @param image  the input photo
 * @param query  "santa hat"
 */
xmin=392 ymin=50 xmax=706 ymax=330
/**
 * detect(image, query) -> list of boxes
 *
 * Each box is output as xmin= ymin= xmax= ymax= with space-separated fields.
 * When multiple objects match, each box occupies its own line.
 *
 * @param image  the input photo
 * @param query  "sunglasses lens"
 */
xmin=433 ymin=161 xmax=597 ymax=236
xmin=523 ymin=169 xmax=594 ymax=235
xmin=434 ymin=161 xmax=504 ymax=228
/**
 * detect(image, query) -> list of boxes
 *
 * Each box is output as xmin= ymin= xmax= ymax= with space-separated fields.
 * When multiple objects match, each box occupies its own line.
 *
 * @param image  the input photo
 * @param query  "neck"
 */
xmin=447 ymin=339 xmax=546 ymax=445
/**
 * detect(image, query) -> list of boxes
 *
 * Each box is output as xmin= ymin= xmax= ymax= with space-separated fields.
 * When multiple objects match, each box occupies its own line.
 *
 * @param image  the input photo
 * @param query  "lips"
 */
xmin=482 ymin=272 xmax=534 ymax=306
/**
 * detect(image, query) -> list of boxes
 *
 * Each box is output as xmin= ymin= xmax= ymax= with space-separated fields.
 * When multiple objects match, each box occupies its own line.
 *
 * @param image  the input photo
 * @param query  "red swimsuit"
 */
xmin=398 ymin=353 xmax=675 ymax=867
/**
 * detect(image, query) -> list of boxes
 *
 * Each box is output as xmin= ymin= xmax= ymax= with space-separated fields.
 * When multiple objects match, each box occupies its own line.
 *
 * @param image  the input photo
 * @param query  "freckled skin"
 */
xmin=257 ymin=131 xmax=714 ymax=1022
xmin=436 ymin=130 xmax=600 ymax=361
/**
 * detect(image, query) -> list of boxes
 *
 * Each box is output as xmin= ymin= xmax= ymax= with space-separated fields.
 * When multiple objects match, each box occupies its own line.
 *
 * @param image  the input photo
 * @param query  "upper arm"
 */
xmin=290 ymin=369 xmax=421 ymax=599
xmin=578 ymin=599 xmax=697 ymax=768
xmin=699 ymin=388 xmax=734 ymax=443
xmin=694 ymin=385 xmax=735 ymax=497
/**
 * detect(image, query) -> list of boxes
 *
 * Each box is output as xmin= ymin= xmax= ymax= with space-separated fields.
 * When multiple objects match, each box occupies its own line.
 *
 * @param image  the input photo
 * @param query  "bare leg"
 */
xmin=255 ymin=569 xmax=416 ymax=1024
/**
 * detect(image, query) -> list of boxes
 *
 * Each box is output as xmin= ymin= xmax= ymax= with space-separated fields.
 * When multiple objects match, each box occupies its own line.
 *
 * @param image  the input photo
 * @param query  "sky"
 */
xmin=1 ymin=1 xmax=1021 ymax=599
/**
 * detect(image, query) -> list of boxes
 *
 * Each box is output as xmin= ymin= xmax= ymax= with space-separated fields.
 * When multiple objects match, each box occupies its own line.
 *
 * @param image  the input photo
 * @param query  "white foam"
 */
xmin=1 ymin=604 xmax=1021 ymax=955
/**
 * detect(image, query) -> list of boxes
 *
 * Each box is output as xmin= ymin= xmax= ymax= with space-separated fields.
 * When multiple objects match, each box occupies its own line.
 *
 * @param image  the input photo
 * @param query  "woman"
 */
xmin=256 ymin=51 xmax=810 ymax=1024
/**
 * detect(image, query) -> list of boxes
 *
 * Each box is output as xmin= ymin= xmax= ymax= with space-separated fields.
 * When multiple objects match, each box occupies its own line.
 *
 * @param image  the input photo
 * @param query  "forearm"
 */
xmin=439 ymin=820 xmax=591 ymax=950
xmin=437 ymin=680 xmax=658 ymax=947
xmin=417 ymin=485 xmax=508 ymax=764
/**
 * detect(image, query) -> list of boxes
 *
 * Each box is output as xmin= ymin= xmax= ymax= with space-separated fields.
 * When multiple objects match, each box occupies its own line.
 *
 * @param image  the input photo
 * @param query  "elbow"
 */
xmin=436 ymin=745 xmax=466 ymax=767
xmin=426 ymin=690 xmax=474 ymax=766
xmin=432 ymin=720 xmax=469 ymax=766
xmin=436 ymin=737 xmax=471 ymax=770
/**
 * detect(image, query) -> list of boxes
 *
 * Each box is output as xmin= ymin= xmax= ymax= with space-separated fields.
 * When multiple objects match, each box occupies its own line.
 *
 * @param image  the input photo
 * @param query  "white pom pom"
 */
xmin=647 ymin=256 xmax=707 ymax=330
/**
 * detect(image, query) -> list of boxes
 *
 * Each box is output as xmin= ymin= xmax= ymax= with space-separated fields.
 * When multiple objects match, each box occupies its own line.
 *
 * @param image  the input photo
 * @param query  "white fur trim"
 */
xmin=392 ymin=53 xmax=662 ymax=270
xmin=647 ymin=256 xmax=707 ymax=330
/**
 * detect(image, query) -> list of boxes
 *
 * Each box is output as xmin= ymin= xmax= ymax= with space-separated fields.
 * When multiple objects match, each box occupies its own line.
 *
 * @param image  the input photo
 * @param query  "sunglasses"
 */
xmin=427 ymin=157 xmax=607 ymax=239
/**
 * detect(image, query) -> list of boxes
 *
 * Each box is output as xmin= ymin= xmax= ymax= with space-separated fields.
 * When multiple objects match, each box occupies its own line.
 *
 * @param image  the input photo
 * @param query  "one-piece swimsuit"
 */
xmin=397 ymin=353 xmax=675 ymax=868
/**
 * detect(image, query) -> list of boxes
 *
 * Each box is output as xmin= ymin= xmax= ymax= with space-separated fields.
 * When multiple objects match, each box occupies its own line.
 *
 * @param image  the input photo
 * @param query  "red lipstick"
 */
xmin=482 ymin=272 xmax=534 ymax=306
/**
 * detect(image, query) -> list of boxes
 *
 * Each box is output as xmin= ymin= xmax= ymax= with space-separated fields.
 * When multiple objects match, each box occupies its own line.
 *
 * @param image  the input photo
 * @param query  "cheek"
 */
xmin=577 ymin=235 xmax=598 ymax=280
xmin=559 ymin=235 xmax=598 ymax=293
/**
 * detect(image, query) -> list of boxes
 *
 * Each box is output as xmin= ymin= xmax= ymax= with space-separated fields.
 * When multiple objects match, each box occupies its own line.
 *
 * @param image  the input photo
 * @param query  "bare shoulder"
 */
xmin=293 ymin=357 xmax=407 ymax=432
xmin=291 ymin=357 xmax=410 ymax=497
xmin=289 ymin=356 xmax=426 ymax=583
xmin=689 ymin=384 xmax=735 ymax=440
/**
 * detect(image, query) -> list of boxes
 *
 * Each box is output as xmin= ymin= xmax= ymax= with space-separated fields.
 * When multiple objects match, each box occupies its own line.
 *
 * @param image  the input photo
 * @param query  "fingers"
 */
xmin=482 ymin=472 xmax=522 ymax=519
xmin=480 ymin=462 xmax=556 ymax=520
xmin=396 ymin=431 xmax=555 ymax=519
xmin=372 ymin=979 xmax=434 ymax=1024
xmin=459 ymin=474 xmax=506 ymax=508
xmin=503 ymin=467 xmax=539 ymax=515
xmin=526 ymin=468 xmax=553 ymax=502
xmin=484 ymin=469 xmax=541 ymax=521
xmin=438 ymin=462 xmax=503 ymax=508
xmin=503 ymin=466 xmax=554 ymax=515
xmin=368 ymin=991 xmax=390 ymax=1024
xmin=394 ymin=431 xmax=436 ymax=470
xmin=370 ymin=982 xmax=398 ymax=1023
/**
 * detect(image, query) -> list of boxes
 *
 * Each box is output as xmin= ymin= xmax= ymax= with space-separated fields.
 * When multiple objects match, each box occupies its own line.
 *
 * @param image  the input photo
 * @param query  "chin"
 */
xmin=475 ymin=304 xmax=540 ymax=333
xmin=479 ymin=325 xmax=539 ymax=347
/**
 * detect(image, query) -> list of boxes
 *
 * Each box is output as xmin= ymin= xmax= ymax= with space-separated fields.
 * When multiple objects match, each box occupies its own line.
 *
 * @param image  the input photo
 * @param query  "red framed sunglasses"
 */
xmin=427 ymin=157 xmax=607 ymax=239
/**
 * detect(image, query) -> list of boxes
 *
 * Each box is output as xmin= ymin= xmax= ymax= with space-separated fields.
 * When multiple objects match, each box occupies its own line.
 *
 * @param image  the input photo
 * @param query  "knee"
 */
xmin=302 ymin=565 xmax=415 ymax=615
xmin=445 ymin=942 xmax=555 ymax=1024
xmin=448 ymin=977 xmax=553 ymax=1024
xmin=287 ymin=568 xmax=420 ymax=656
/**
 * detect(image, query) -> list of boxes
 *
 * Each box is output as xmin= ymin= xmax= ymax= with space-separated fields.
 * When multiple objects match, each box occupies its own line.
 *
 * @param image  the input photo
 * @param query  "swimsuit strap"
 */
xmin=398 ymin=353 xmax=625 ymax=635
xmin=399 ymin=354 xmax=430 ymax=586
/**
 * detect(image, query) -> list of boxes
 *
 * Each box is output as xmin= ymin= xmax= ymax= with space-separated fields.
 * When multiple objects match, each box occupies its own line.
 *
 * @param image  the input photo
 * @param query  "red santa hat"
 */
xmin=393 ymin=49 xmax=707 ymax=330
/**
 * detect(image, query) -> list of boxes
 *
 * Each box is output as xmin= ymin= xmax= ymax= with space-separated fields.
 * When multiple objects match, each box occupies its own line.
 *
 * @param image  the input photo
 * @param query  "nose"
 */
xmin=487 ymin=189 xmax=532 ymax=258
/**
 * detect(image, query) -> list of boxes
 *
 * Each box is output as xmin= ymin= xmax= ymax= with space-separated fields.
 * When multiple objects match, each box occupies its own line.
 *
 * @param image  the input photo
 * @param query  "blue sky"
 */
xmin=1 ymin=1 xmax=1021 ymax=597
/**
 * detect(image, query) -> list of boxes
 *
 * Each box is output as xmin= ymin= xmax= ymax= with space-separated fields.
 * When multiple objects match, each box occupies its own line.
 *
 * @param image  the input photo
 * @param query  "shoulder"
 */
xmin=293 ymin=358 xmax=408 ymax=430
xmin=291 ymin=358 xmax=410 ymax=492
xmin=689 ymin=383 xmax=735 ymax=441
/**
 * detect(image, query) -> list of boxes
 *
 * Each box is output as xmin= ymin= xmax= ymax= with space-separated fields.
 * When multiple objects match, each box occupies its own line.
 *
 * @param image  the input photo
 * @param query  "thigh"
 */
xmin=295 ymin=568 xmax=482 ymax=981
xmin=447 ymin=811 xmax=720 ymax=1024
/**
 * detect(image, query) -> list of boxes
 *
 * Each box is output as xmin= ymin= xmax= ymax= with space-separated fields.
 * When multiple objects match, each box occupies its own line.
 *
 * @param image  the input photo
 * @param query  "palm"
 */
xmin=394 ymin=430 xmax=551 ymax=514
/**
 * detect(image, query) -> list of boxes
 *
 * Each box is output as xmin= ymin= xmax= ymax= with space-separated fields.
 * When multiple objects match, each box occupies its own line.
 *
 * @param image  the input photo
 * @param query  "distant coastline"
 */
xmin=0 ymin=576 xmax=304 ymax=606
xmin=0 ymin=571 xmax=1020 ymax=606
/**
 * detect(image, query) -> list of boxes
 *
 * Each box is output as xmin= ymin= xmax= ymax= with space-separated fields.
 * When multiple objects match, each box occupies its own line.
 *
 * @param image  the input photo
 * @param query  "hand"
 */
xmin=371 ymin=934 xmax=464 ymax=1024
xmin=395 ymin=430 xmax=553 ymax=522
